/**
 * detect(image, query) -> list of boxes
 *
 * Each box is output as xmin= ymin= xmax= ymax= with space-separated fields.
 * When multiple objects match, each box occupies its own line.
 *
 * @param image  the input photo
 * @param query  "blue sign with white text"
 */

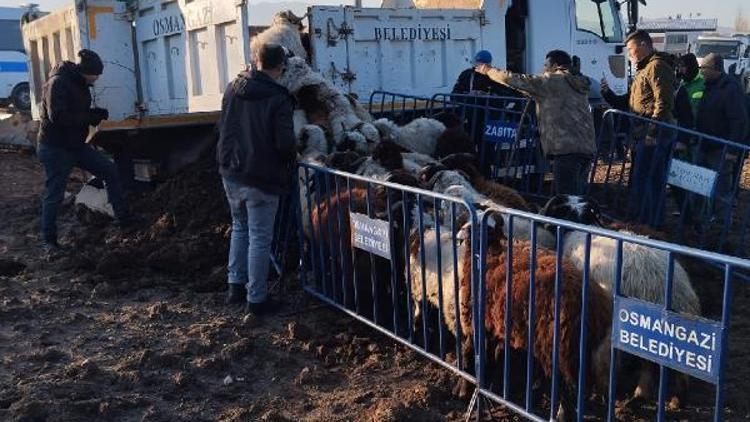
xmin=612 ymin=296 xmax=723 ymax=384
xmin=483 ymin=120 xmax=518 ymax=144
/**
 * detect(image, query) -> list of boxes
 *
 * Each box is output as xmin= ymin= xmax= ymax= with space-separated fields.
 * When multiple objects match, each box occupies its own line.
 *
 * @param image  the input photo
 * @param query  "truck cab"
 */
xmin=0 ymin=7 xmax=32 ymax=110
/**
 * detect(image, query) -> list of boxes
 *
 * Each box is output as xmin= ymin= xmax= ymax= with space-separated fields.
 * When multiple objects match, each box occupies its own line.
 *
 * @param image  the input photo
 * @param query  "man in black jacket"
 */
xmin=694 ymin=53 xmax=749 ymax=223
xmin=217 ymin=43 xmax=296 ymax=315
xmin=452 ymin=50 xmax=518 ymax=97
xmin=37 ymin=49 xmax=134 ymax=253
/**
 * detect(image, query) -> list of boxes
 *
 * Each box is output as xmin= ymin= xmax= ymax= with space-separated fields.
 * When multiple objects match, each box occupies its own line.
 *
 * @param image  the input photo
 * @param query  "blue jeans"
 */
xmin=222 ymin=177 xmax=280 ymax=304
xmin=38 ymin=143 xmax=128 ymax=242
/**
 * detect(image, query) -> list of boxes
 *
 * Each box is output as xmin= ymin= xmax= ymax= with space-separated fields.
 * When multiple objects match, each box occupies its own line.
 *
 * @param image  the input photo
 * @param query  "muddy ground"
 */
xmin=1 ymin=149 xmax=749 ymax=421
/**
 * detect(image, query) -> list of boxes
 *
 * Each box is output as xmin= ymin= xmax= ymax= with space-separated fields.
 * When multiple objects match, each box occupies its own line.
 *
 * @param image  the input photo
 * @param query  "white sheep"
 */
xmin=373 ymin=117 xmax=446 ymax=157
xmin=250 ymin=10 xmax=307 ymax=60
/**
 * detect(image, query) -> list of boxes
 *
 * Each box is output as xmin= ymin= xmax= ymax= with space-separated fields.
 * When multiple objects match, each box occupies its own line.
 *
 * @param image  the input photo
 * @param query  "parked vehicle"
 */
xmin=1 ymin=7 xmax=31 ymax=110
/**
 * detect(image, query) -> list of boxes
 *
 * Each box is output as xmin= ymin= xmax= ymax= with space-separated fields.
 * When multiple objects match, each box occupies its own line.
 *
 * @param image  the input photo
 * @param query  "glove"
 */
xmin=92 ymin=107 xmax=109 ymax=121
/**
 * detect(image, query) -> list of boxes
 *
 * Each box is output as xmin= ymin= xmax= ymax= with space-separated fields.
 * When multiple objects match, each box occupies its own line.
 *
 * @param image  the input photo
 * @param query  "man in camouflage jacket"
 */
xmin=476 ymin=50 xmax=596 ymax=195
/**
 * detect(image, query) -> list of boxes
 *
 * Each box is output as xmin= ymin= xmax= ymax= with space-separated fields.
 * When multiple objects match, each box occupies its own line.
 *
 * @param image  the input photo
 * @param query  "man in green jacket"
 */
xmin=601 ymin=30 xmax=676 ymax=227
xmin=475 ymin=50 xmax=596 ymax=195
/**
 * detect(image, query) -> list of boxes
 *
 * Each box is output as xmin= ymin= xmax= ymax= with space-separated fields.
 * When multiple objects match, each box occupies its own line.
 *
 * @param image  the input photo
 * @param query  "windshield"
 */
xmin=575 ymin=0 xmax=623 ymax=42
xmin=695 ymin=42 xmax=740 ymax=60
xmin=0 ymin=19 xmax=24 ymax=51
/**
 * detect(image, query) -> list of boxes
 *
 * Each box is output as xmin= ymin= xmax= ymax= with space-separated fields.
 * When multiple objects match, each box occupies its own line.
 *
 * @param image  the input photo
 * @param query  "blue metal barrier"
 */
xmin=367 ymin=91 xmax=433 ymax=122
xmin=294 ymin=162 xmax=750 ymax=421
xmin=428 ymin=93 xmax=549 ymax=197
xmin=589 ymin=109 xmax=750 ymax=258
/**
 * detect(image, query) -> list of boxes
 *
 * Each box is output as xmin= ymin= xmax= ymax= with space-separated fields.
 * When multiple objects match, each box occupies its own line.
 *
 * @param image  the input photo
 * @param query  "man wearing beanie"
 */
xmin=452 ymin=50 xmax=517 ymax=97
xmin=37 ymin=49 xmax=137 ymax=253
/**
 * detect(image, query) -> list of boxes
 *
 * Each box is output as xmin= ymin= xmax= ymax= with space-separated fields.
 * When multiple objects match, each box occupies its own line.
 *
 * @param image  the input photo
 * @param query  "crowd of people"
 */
xmin=452 ymin=30 xmax=750 ymax=229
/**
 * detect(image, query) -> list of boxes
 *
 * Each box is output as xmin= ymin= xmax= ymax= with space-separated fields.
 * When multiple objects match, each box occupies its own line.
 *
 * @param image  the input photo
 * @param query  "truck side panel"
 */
xmin=310 ymin=5 xmax=503 ymax=99
xmin=135 ymin=0 xmax=250 ymax=116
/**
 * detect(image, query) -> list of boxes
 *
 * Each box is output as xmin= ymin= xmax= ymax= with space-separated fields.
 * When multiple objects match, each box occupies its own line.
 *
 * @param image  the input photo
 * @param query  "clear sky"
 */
xmin=0 ymin=0 xmax=745 ymax=29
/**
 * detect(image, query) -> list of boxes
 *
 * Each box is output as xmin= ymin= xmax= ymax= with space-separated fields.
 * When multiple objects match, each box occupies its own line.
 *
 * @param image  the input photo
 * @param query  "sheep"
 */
xmin=538 ymin=194 xmax=700 ymax=402
xmin=280 ymin=57 xmax=379 ymax=151
xmin=298 ymin=124 xmax=332 ymax=159
xmin=439 ymin=153 xmax=533 ymax=212
xmin=432 ymin=112 xmax=476 ymax=159
xmin=373 ymin=117 xmax=446 ymax=157
xmin=250 ymin=10 xmax=307 ymax=61
xmin=458 ymin=210 xmax=613 ymax=420
xmin=538 ymin=195 xmax=700 ymax=314
xmin=309 ymin=171 xmax=420 ymax=328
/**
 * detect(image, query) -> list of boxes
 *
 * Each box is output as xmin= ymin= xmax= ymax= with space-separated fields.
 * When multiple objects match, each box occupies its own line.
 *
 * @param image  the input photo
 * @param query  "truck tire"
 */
xmin=10 ymin=83 xmax=31 ymax=111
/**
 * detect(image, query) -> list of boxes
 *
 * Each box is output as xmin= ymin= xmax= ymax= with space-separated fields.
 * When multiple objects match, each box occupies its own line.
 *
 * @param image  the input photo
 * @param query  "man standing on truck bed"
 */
xmin=37 ymin=49 xmax=137 ymax=253
xmin=217 ymin=43 xmax=296 ymax=317
xmin=600 ymin=30 xmax=676 ymax=227
xmin=475 ymin=49 xmax=597 ymax=195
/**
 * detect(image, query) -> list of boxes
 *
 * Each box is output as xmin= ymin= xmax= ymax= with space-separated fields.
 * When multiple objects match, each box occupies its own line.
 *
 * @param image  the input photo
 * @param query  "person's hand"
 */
xmin=600 ymin=77 xmax=610 ymax=93
xmin=92 ymin=107 xmax=109 ymax=121
xmin=474 ymin=63 xmax=491 ymax=75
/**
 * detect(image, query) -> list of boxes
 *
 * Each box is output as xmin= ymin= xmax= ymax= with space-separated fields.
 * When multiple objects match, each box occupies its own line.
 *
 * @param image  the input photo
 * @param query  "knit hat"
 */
xmin=699 ymin=53 xmax=724 ymax=72
xmin=77 ymin=49 xmax=104 ymax=75
xmin=473 ymin=50 xmax=493 ymax=65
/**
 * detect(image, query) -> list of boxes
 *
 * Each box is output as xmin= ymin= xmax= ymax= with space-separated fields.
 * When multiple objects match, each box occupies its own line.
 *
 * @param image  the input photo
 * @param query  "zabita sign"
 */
xmin=350 ymin=212 xmax=391 ymax=260
xmin=667 ymin=158 xmax=718 ymax=198
xmin=483 ymin=120 xmax=518 ymax=144
xmin=612 ymin=296 xmax=723 ymax=383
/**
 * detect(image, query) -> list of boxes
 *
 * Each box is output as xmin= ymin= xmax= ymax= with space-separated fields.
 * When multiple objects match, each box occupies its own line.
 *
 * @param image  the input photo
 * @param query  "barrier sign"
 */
xmin=350 ymin=212 xmax=391 ymax=260
xmin=484 ymin=120 xmax=518 ymax=144
xmin=667 ymin=158 xmax=718 ymax=198
xmin=613 ymin=296 xmax=723 ymax=384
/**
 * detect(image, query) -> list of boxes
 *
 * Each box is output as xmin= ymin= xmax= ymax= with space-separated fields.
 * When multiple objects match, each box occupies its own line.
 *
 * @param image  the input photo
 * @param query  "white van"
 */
xmin=0 ymin=7 xmax=30 ymax=110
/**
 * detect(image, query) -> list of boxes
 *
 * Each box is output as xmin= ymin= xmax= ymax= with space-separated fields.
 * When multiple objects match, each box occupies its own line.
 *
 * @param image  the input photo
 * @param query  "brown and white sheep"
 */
xmin=250 ymin=10 xmax=308 ymax=60
xmin=458 ymin=211 xmax=613 ymax=420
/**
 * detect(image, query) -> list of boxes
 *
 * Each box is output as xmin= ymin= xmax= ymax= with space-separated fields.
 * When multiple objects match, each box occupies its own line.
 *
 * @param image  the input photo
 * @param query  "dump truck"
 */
xmin=21 ymin=0 xmax=627 ymax=181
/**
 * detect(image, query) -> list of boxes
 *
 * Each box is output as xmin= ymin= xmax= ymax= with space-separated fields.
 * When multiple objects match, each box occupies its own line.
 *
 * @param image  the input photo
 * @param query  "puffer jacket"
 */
xmin=696 ymin=74 xmax=749 ymax=145
xmin=216 ymin=70 xmax=297 ymax=195
xmin=38 ymin=61 xmax=102 ymax=149
xmin=486 ymin=68 xmax=596 ymax=157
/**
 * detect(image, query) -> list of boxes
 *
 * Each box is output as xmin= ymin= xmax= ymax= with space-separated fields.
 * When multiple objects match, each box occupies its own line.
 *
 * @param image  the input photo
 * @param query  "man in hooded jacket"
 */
xmin=476 ymin=49 xmax=597 ymax=195
xmin=37 ymin=49 xmax=135 ymax=253
xmin=217 ymin=43 xmax=296 ymax=316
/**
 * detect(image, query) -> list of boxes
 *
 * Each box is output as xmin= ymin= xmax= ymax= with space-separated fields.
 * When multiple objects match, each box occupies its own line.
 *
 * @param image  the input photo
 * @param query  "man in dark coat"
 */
xmin=37 ymin=49 xmax=134 ymax=253
xmin=217 ymin=43 xmax=296 ymax=316
xmin=694 ymin=53 xmax=749 ymax=223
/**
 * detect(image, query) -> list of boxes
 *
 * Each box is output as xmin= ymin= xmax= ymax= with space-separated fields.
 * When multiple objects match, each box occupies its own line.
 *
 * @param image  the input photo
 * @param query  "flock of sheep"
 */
xmin=254 ymin=13 xmax=704 ymax=420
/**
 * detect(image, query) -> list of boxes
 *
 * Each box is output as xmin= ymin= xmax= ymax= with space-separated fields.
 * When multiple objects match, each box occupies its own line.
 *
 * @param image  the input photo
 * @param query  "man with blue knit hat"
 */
xmin=452 ymin=50 xmax=516 ymax=96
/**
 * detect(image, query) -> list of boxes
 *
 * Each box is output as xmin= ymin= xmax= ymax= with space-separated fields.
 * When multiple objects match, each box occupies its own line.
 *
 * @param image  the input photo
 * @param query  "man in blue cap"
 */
xmin=452 ymin=50 xmax=516 ymax=96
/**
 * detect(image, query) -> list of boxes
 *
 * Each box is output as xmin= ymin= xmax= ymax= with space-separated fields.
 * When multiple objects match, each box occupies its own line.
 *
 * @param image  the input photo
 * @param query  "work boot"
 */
xmin=225 ymin=284 xmax=246 ymax=305
xmin=244 ymin=298 xmax=282 ymax=317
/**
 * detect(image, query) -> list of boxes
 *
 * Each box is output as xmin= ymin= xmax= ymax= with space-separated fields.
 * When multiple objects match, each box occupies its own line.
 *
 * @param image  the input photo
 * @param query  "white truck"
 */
xmin=20 ymin=0 xmax=627 ymax=177
xmin=1 ymin=7 xmax=32 ymax=110
xmin=694 ymin=35 xmax=750 ymax=92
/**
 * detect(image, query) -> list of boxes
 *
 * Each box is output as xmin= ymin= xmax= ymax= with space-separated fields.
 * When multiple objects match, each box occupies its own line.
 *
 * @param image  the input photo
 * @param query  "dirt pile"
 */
xmin=68 ymin=149 xmax=230 ymax=292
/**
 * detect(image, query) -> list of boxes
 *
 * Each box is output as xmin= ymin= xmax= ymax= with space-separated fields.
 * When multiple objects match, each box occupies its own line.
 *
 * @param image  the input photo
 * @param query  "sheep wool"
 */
xmin=250 ymin=11 xmax=307 ymax=60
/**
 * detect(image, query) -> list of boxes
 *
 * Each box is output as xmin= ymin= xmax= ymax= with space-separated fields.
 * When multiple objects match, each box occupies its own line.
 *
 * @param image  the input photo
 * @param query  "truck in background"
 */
xmin=21 ymin=0 xmax=627 ymax=181
xmin=1 ymin=7 xmax=33 ymax=110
